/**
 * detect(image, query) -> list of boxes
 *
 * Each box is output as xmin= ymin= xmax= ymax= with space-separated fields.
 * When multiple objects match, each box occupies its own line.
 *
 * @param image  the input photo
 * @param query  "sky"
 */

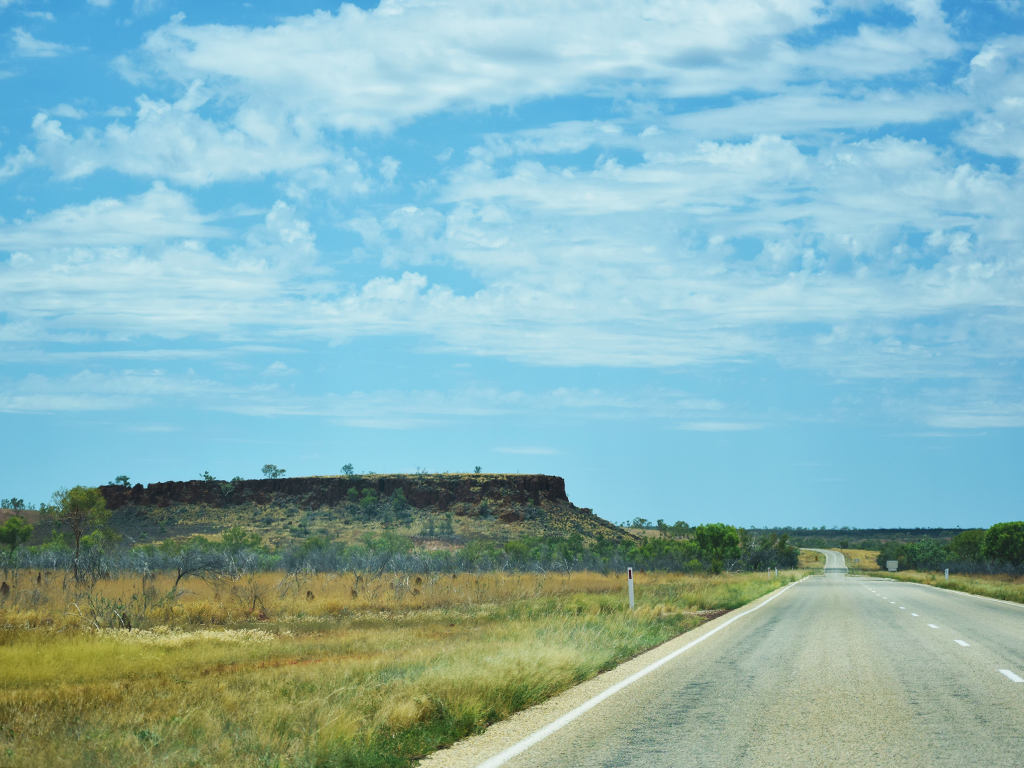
xmin=1 ymin=0 xmax=1023 ymax=529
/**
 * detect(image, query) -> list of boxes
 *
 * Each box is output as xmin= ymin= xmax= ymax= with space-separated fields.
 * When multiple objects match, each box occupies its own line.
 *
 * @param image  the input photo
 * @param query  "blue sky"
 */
xmin=2 ymin=0 xmax=1023 ymax=528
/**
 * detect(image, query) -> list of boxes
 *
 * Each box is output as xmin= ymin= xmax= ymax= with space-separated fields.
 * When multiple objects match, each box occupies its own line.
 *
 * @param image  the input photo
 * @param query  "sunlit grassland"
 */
xmin=865 ymin=570 xmax=1024 ymax=605
xmin=797 ymin=549 xmax=824 ymax=569
xmin=0 ymin=570 xmax=799 ymax=768
xmin=837 ymin=549 xmax=880 ymax=571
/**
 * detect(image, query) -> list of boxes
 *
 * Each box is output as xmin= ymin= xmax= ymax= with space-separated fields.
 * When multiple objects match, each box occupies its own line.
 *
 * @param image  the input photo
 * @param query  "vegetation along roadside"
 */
xmin=0 ymin=570 xmax=800 ymax=768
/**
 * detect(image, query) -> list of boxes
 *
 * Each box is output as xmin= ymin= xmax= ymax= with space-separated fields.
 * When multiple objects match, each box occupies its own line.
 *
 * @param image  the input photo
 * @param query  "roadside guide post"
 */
xmin=945 ymin=568 xmax=949 ymax=580
xmin=627 ymin=567 xmax=635 ymax=610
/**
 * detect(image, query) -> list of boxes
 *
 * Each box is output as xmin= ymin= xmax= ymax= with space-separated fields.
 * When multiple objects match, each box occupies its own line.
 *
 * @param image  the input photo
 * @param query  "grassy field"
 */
xmin=838 ymin=549 xmax=881 ymax=571
xmin=0 ymin=569 xmax=799 ymax=768
xmin=798 ymin=549 xmax=824 ymax=568
xmin=864 ymin=569 xmax=1024 ymax=605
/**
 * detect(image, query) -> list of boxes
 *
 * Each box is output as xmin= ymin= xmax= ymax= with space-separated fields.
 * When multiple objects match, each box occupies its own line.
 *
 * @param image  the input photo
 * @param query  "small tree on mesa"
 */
xmin=261 ymin=464 xmax=286 ymax=479
xmin=43 ymin=486 xmax=110 ymax=581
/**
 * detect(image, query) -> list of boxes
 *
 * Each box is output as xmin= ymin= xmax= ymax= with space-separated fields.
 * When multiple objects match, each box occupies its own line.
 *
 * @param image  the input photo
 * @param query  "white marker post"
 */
xmin=627 ymin=567 xmax=635 ymax=610
xmin=945 ymin=568 xmax=949 ymax=580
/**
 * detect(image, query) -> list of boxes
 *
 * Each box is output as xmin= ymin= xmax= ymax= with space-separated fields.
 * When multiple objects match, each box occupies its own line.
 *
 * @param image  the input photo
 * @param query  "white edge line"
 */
xmin=865 ymin=576 xmax=1024 ymax=611
xmin=999 ymin=669 xmax=1024 ymax=683
xmin=473 ymin=578 xmax=806 ymax=768
xmin=955 ymin=640 xmax=970 ymax=647
xmin=928 ymin=623 xmax=939 ymax=628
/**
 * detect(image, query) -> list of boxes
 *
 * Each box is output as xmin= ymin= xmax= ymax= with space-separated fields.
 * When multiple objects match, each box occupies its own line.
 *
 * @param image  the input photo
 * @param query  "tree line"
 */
xmin=0 ymin=486 xmax=799 ymax=579
xmin=876 ymin=523 xmax=1024 ymax=573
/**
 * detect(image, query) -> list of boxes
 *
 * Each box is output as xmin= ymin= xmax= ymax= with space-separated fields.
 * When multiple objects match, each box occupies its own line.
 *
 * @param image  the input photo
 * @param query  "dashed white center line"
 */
xmin=955 ymin=640 xmax=970 ymax=647
xmin=899 ymin=607 xmax=906 ymax=610
xmin=1000 ymin=670 xmax=1024 ymax=683
xmin=890 ymin=602 xmax=896 ymax=604
xmin=911 ymin=613 xmax=919 ymax=617
xmin=928 ymin=624 xmax=939 ymax=629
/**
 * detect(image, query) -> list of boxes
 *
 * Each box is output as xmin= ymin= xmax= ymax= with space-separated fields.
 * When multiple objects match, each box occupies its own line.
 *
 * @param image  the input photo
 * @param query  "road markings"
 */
xmin=999 ymin=670 xmax=1024 ymax=683
xmin=928 ymin=624 xmax=939 ymax=628
xmin=899 ymin=607 xmax=906 ymax=610
xmin=470 ymin=579 xmax=804 ymax=768
xmin=955 ymin=640 xmax=970 ymax=647
xmin=911 ymin=613 xmax=919 ymax=616
xmin=890 ymin=601 xmax=896 ymax=604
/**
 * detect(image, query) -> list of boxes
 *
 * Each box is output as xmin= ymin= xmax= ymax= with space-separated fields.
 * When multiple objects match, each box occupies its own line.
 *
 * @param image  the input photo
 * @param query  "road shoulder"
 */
xmin=419 ymin=578 xmax=806 ymax=768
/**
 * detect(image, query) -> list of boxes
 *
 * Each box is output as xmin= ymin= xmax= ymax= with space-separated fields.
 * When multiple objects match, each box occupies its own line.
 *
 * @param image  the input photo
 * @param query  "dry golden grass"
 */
xmin=0 ymin=569 xmax=799 ymax=768
xmin=871 ymin=569 xmax=1024 ymax=605
xmin=839 ymin=549 xmax=881 ymax=571
xmin=0 ymin=569 xmax=678 ymax=630
xmin=798 ymin=549 xmax=824 ymax=568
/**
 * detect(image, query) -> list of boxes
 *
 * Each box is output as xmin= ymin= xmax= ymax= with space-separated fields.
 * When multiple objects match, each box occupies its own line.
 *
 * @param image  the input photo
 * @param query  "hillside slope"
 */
xmin=94 ymin=474 xmax=636 ymax=548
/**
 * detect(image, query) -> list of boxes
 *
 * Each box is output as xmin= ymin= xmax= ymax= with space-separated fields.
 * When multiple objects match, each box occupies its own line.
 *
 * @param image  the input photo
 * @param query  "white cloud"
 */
xmin=4 ymin=0 xmax=1023 ymax=433
xmin=128 ymin=0 xmax=953 ymax=136
xmin=0 ymin=183 xmax=227 ymax=248
xmin=24 ymin=11 xmax=55 ymax=20
xmin=0 ymin=146 xmax=34 ymax=180
xmin=263 ymin=361 xmax=296 ymax=376
xmin=86 ymin=0 xmax=114 ymax=7
xmin=0 ymin=198 xmax=322 ymax=343
xmin=21 ymin=0 xmax=962 ymax=187
xmin=379 ymin=155 xmax=399 ymax=182
xmin=31 ymin=84 xmax=339 ymax=185
xmin=955 ymin=37 xmax=1024 ymax=159
xmin=49 ymin=103 xmax=86 ymax=119
xmin=0 ymin=368 xmax=734 ymax=429
xmin=12 ymin=27 xmax=74 ymax=57
xmin=133 ymin=0 xmax=162 ymax=15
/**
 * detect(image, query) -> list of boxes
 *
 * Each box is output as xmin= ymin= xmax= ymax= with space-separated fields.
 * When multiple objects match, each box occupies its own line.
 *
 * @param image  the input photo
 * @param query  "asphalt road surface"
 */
xmin=443 ymin=565 xmax=1024 ymax=768
xmin=808 ymin=547 xmax=848 ymax=573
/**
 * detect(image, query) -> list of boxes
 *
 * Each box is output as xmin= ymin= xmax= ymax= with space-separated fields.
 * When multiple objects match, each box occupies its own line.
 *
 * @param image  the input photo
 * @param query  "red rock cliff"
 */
xmin=100 ymin=473 xmax=573 ymax=513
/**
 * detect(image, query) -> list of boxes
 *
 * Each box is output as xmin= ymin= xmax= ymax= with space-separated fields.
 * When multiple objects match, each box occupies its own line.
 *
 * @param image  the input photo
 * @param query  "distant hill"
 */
xmin=78 ymin=473 xmax=637 ymax=549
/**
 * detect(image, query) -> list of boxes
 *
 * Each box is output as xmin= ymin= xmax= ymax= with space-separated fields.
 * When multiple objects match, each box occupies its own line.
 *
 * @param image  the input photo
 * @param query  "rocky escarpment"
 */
xmin=96 ymin=473 xmax=636 ymax=545
xmin=101 ymin=474 xmax=572 ymax=515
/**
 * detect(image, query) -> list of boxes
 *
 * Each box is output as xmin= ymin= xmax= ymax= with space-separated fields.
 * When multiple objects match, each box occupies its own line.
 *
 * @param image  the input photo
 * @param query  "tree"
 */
xmin=342 ymin=464 xmax=354 ymax=476
xmin=669 ymin=521 xmax=690 ymax=539
xmin=983 ymin=522 xmax=1024 ymax=566
xmin=111 ymin=476 xmax=131 ymax=488
xmin=261 ymin=464 xmax=286 ymax=479
xmin=160 ymin=541 xmax=227 ymax=590
xmin=693 ymin=523 xmax=741 ymax=561
xmin=950 ymin=529 xmax=985 ymax=561
xmin=0 ymin=515 xmax=32 ymax=555
xmin=1 ymin=498 xmax=26 ymax=511
xmin=200 ymin=471 xmax=217 ymax=482
xmin=220 ymin=526 xmax=263 ymax=553
xmin=43 ymin=486 xmax=110 ymax=580
xmin=474 ymin=466 xmax=481 ymax=474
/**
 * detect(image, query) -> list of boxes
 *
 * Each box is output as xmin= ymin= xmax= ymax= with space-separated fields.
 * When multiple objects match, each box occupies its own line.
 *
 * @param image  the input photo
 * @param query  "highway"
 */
xmin=426 ymin=562 xmax=1024 ymax=768
xmin=808 ymin=547 xmax=848 ymax=573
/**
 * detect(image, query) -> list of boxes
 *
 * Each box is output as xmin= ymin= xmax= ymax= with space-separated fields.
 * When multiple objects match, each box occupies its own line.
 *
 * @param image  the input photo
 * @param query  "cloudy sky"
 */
xmin=1 ymin=0 xmax=1023 ymax=527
